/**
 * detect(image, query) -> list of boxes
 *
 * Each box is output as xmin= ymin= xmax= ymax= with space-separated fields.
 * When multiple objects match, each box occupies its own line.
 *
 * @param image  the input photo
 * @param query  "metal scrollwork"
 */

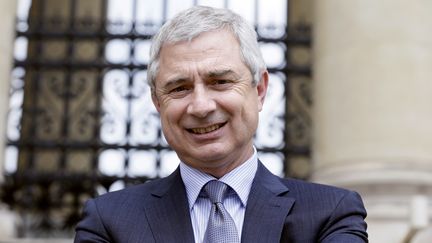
xmin=2 ymin=0 xmax=311 ymax=237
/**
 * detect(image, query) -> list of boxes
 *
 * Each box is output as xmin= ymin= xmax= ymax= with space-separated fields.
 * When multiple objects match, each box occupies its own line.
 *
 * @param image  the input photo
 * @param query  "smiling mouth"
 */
xmin=187 ymin=122 xmax=227 ymax=134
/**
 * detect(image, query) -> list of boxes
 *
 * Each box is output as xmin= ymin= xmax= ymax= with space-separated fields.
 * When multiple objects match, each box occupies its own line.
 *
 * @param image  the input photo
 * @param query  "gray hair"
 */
xmin=147 ymin=5 xmax=266 ymax=91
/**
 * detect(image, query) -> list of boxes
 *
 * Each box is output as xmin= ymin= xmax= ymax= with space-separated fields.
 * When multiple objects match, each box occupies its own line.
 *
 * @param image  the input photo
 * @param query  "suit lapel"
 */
xmin=241 ymin=162 xmax=295 ymax=243
xmin=144 ymin=168 xmax=195 ymax=243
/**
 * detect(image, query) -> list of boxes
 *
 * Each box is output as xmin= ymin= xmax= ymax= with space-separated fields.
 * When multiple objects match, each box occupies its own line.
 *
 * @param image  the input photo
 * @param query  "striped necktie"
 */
xmin=203 ymin=180 xmax=240 ymax=243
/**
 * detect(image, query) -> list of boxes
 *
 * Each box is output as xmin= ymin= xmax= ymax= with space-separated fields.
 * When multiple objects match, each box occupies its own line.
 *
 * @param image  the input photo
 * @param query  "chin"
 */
xmin=191 ymin=147 xmax=230 ymax=162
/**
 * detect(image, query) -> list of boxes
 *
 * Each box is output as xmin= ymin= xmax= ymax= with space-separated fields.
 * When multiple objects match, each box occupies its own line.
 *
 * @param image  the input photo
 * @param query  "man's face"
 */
xmin=152 ymin=28 xmax=268 ymax=178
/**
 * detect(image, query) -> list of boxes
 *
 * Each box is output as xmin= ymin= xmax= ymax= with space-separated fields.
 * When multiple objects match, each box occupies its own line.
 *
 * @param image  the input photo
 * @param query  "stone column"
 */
xmin=312 ymin=0 xmax=432 ymax=242
xmin=0 ymin=0 xmax=18 ymax=239
xmin=0 ymin=0 xmax=17 ymax=180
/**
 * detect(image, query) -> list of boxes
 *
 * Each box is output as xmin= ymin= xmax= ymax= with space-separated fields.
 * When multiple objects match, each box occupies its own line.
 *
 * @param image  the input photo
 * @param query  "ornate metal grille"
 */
xmin=1 ymin=0 xmax=311 ymax=237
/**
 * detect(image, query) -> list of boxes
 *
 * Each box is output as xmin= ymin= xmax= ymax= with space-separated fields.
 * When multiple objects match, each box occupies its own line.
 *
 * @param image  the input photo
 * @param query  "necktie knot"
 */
xmin=203 ymin=180 xmax=228 ymax=204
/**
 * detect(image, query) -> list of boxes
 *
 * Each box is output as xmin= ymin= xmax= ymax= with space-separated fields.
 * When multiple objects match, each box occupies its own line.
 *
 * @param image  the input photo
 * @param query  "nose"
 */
xmin=186 ymin=85 xmax=216 ymax=118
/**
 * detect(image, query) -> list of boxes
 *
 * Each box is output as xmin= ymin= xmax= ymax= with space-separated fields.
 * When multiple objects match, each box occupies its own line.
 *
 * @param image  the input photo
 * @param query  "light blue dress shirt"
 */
xmin=180 ymin=147 xmax=258 ymax=243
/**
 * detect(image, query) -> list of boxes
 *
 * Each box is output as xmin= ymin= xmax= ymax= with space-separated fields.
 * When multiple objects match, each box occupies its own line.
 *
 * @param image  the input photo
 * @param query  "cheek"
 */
xmin=220 ymin=89 xmax=259 ymax=114
xmin=242 ymin=97 xmax=260 ymax=127
xmin=225 ymin=98 xmax=259 ymax=127
xmin=160 ymin=104 xmax=184 ymax=127
xmin=160 ymin=108 xmax=184 ymax=147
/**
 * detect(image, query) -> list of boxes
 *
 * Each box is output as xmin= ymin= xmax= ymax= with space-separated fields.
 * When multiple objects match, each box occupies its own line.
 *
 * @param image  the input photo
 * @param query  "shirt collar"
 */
xmin=180 ymin=147 xmax=258 ymax=210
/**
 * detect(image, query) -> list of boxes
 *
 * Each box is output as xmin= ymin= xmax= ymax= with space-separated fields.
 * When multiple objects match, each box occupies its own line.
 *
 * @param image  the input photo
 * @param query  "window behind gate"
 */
xmin=2 ymin=0 xmax=312 ymax=237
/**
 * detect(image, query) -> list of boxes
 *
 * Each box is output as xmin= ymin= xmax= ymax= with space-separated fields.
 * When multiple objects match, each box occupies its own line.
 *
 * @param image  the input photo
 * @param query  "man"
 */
xmin=75 ymin=6 xmax=368 ymax=243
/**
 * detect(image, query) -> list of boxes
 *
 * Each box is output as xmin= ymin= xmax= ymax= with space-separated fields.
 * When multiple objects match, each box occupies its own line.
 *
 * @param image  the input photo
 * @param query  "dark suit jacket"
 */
xmin=75 ymin=162 xmax=368 ymax=242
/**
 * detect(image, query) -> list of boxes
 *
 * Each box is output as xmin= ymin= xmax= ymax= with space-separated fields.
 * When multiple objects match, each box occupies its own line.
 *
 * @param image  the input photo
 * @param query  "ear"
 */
xmin=256 ymin=70 xmax=269 ymax=111
xmin=151 ymin=91 xmax=161 ymax=113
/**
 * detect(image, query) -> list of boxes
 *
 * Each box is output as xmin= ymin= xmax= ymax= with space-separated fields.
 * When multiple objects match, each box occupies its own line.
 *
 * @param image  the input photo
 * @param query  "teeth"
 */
xmin=191 ymin=124 xmax=221 ymax=134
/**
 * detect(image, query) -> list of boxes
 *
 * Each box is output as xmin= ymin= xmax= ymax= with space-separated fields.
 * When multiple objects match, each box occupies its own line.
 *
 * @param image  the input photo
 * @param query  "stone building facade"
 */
xmin=0 ymin=0 xmax=431 ymax=242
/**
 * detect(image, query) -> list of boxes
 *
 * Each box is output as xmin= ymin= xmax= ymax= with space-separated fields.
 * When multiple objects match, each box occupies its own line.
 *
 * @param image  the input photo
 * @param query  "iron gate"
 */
xmin=2 ymin=0 xmax=311 ymax=237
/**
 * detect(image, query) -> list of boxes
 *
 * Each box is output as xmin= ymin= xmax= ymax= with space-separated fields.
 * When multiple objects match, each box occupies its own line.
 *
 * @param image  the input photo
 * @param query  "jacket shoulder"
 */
xmin=279 ymin=177 xmax=357 ymax=199
xmin=92 ymin=177 xmax=167 ymax=207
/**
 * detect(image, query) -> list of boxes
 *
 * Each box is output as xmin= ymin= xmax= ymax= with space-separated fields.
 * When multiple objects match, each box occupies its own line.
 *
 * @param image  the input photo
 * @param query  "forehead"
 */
xmin=162 ymin=29 xmax=241 ymax=61
xmin=164 ymin=27 xmax=239 ymax=50
xmin=155 ymin=29 xmax=248 ymax=83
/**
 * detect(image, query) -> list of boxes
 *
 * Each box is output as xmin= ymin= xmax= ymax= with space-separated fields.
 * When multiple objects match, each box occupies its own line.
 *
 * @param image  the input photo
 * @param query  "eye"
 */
xmin=215 ymin=80 xmax=229 ymax=84
xmin=212 ymin=79 xmax=232 ymax=86
xmin=170 ymin=86 xmax=188 ymax=93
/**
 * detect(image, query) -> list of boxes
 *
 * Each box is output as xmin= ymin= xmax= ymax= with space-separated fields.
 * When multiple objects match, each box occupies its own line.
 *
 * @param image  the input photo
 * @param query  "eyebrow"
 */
xmin=206 ymin=69 xmax=239 ymax=79
xmin=162 ymin=77 xmax=189 ymax=90
xmin=161 ymin=69 xmax=239 ymax=90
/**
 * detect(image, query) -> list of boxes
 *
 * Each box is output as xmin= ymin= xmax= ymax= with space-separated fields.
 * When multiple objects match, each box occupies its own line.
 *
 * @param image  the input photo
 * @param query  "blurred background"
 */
xmin=0 ymin=0 xmax=430 ymax=242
